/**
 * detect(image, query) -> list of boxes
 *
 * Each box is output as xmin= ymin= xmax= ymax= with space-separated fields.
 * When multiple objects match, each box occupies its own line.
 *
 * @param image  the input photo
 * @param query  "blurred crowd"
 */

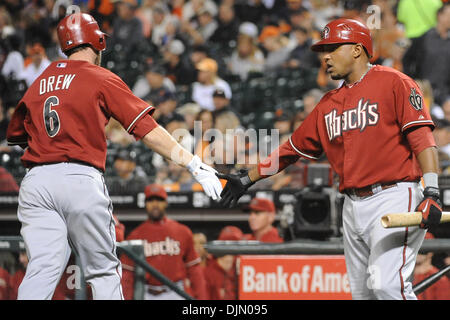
xmin=0 ymin=0 xmax=449 ymax=195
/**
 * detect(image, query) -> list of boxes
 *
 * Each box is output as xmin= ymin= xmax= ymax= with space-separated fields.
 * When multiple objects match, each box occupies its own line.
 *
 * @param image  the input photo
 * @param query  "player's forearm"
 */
xmin=142 ymin=125 xmax=193 ymax=167
xmin=417 ymin=146 xmax=440 ymax=187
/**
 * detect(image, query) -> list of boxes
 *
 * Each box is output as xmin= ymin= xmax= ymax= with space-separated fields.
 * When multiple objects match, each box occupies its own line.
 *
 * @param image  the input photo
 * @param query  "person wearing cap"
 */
xmin=258 ymin=25 xmax=291 ymax=73
xmin=413 ymin=232 xmax=450 ymax=300
xmin=285 ymin=26 xmax=321 ymax=70
xmin=106 ymin=148 xmax=149 ymax=195
xmin=121 ymin=184 xmax=208 ymax=300
xmin=191 ymin=57 xmax=232 ymax=111
xmin=180 ymin=5 xmax=218 ymax=46
xmin=132 ymin=62 xmax=175 ymax=100
xmin=212 ymin=88 xmax=241 ymax=134
xmin=228 ymin=31 xmax=265 ymax=81
xmin=162 ymin=39 xmax=196 ymax=85
xmin=242 ymin=198 xmax=283 ymax=243
xmin=203 ymin=225 xmax=243 ymax=300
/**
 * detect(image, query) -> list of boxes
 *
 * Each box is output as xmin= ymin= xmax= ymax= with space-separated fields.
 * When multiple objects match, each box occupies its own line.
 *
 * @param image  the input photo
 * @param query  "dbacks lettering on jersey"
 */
xmin=143 ymin=237 xmax=181 ymax=257
xmin=324 ymin=98 xmax=379 ymax=141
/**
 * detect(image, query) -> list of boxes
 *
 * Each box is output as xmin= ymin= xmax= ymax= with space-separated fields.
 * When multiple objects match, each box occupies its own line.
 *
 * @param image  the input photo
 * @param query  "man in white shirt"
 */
xmin=20 ymin=43 xmax=51 ymax=87
xmin=191 ymin=58 xmax=231 ymax=111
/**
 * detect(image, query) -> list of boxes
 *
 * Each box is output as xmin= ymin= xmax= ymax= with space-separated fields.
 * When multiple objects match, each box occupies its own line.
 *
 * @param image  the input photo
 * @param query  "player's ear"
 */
xmin=352 ymin=43 xmax=363 ymax=59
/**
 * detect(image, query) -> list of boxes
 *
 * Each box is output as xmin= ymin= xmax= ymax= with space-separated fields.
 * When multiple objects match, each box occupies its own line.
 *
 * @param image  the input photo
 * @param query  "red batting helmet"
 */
xmin=57 ymin=13 xmax=106 ymax=54
xmin=311 ymin=18 xmax=373 ymax=58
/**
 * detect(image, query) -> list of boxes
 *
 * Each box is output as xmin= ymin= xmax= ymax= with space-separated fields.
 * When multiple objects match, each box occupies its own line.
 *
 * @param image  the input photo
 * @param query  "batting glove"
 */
xmin=216 ymin=169 xmax=255 ymax=208
xmin=187 ymin=155 xmax=222 ymax=201
xmin=416 ymin=187 xmax=442 ymax=229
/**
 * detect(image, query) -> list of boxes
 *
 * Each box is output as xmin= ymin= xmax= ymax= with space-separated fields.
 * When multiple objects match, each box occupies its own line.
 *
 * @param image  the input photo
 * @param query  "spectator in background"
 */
xmin=209 ymin=3 xmax=240 ymax=49
xmin=413 ymin=232 xmax=450 ymax=300
xmin=259 ymin=25 xmax=291 ymax=73
xmin=132 ymin=63 xmax=175 ymax=100
xmin=177 ymin=102 xmax=202 ymax=136
xmin=110 ymin=0 xmax=143 ymax=48
xmin=432 ymin=118 xmax=450 ymax=161
xmin=194 ymin=109 xmax=215 ymax=165
xmin=106 ymin=148 xmax=149 ymax=195
xmin=191 ymin=57 xmax=232 ymax=111
xmin=181 ymin=6 xmax=218 ymax=46
xmin=162 ymin=39 xmax=196 ymax=85
xmin=212 ymin=88 xmax=241 ymax=134
xmin=204 ymin=225 xmax=243 ymax=300
xmin=121 ymin=184 xmax=208 ymax=300
xmin=21 ymin=42 xmax=51 ymax=87
xmin=1 ymin=33 xmax=24 ymax=80
xmin=285 ymin=26 xmax=321 ymax=70
xmin=150 ymin=3 xmax=179 ymax=48
xmin=397 ymin=0 xmax=443 ymax=39
xmin=150 ymin=88 xmax=178 ymax=127
xmin=402 ymin=3 xmax=450 ymax=106
xmin=273 ymin=110 xmax=293 ymax=137
xmin=243 ymin=197 xmax=283 ymax=243
xmin=227 ymin=28 xmax=265 ymax=81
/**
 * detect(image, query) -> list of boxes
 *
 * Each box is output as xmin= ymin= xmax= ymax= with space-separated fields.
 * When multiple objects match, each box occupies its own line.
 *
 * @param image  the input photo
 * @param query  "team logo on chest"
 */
xmin=324 ymin=98 xmax=379 ymax=141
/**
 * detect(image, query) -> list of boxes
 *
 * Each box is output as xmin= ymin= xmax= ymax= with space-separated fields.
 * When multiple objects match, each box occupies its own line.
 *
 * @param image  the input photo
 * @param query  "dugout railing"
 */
xmin=1 ymin=236 xmax=449 ymax=299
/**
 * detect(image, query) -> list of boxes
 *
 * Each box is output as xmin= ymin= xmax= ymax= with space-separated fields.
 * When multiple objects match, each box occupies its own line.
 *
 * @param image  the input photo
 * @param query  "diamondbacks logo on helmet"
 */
xmin=409 ymin=88 xmax=423 ymax=111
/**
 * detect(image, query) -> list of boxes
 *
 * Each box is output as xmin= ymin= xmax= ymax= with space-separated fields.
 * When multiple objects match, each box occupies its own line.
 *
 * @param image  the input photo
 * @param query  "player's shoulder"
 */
xmin=370 ymin=65 xmax=415 ymax=84
xmin=166 ymin=218 xmax=193 ymax=235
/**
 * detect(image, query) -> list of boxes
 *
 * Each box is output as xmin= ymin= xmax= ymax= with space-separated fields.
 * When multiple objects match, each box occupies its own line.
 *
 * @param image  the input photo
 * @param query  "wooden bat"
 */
xmin=381 ymin=211 xmax=450 ymax=228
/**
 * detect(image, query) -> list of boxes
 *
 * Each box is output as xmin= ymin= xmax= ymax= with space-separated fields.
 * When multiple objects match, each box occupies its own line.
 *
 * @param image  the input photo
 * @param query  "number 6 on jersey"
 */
xmin=43 ymin=96 xmax=60 ymax=137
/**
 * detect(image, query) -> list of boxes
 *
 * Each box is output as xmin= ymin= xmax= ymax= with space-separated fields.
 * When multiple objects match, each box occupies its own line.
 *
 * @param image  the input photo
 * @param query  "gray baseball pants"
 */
xmin=17 ymin=163 xmax=123 ymax=300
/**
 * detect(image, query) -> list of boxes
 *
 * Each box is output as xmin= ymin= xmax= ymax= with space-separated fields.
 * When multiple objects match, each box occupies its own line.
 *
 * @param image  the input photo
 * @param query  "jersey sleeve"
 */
xmin=258 ymin=108 xmax=323 ymax=177
xmin=289 ymin=107 xmax=324 ymax=159
xmin=6 ymin=101 xmax=29 ymax=148
xmin=393 ymin=76 xmax=434 ymax=132
xmin=100 ymin=74 xmax=158 ymax=139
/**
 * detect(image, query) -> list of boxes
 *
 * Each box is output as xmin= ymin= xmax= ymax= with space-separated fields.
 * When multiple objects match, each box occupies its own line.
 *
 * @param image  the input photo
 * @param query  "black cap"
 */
xmin=213 ymin=88 xmax=227 ymax=98
xmin=146 ymin=63 xmax=167 ymax=76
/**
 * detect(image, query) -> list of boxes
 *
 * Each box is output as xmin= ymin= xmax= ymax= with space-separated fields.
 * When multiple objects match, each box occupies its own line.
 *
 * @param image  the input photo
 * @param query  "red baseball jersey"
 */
xmin=0 ymin=267 xmax=10 ymax=300
xmin=121 ymin=217 xmax=207 ymax=299
xmin=243 ymin=227 xmax=284 ymax=243
xmin=259 ymin=65 xmax=435 ymax=191
xmin=204 ymin=258 xmax=238 ymax=300
xmin=6 ymin=60 xmax=158 ymax=171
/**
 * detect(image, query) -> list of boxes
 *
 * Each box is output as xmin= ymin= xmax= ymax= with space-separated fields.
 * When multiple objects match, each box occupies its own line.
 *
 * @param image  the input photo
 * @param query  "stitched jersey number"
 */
xmin=43 ymin=96 xmax=60 ymax=137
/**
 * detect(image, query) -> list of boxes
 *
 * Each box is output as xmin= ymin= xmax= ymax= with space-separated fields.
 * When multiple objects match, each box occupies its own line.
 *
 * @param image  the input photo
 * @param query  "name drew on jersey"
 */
xmin=39 ymin=74 xmax=76 ymax=95
xmin=143 ymin=237 xmax=181 ymax=257
xmin=324 ymin=98 xmax=379 ymax=141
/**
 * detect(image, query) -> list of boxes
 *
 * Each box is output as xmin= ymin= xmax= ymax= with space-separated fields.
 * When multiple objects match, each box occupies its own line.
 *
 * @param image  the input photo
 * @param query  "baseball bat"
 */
xmin=381 ymin=211 xmax=450 ymax=228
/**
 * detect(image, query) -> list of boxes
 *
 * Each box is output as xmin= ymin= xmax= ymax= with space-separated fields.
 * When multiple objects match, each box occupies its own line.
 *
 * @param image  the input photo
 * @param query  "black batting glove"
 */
xmin=416 ymin=187 xmax=442 ymax=229
xmin=216 ymin=169 xmax=255 ymax=208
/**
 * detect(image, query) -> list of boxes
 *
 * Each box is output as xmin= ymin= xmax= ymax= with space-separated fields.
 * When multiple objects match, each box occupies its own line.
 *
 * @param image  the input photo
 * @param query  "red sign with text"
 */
xmin=239 ymin=255 xmax=352 ymax=300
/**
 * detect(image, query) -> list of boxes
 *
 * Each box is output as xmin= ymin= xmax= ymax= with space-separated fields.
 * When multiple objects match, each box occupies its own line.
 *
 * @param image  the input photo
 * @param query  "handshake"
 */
xmin=187 ymin=155 xmax=254 ymax=207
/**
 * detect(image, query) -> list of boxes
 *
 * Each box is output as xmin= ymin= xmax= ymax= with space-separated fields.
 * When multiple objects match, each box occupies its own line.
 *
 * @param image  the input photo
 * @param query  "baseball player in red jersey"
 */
xmin=217 ymin=19 xmax=443 ymax=300
xmin=5 ymin=13 xmax=222 ymax=300
xmin=242 ymin=198 xmax=283 ymax=243
xmin=121 ymin=184 xmax=207 ymax=300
